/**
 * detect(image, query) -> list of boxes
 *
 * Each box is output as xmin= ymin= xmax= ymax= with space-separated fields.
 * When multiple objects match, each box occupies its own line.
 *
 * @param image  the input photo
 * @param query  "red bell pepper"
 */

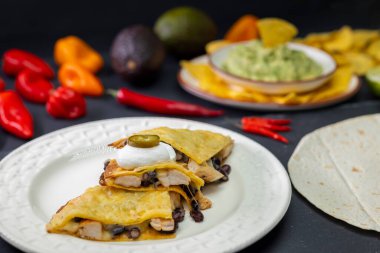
xmin=0 ymin=90 xmax=34 ymax=139
xmin=0 ymin=78 xmax=5 ymax=92
xmin=15 ymin=69 xmax=54 ymax=104
xmin=3 ymin=49 xmax=54 ymax=79
xmin=46 ymin=87 xmax=86 ymax=119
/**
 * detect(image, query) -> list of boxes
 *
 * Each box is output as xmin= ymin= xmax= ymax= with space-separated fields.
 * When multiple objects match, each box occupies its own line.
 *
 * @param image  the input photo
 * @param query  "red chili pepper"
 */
xmin=0 ymin=90 xmax=34 ymax=139
xmin=110 ymin=88 xmax=223 ymax=117
xmin=2 ymin=49 xmax=54 ymax=79
xmin=241 ymin=123 xmax=289 ymax=144
xmin=242 ymin=117 xmax=291 ymax=125
xmin=241 ymin=120 xmax=291 ymax=132
xmin=0 ymin=78 xmax=5 ymax=92
xmin=46 ymin=87 xmax=86 ymax=119
xmin=15 ymin=69 xmax=54 ymax=104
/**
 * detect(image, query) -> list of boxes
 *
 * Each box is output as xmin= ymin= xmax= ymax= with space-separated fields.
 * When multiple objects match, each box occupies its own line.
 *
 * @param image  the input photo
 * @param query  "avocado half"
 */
xmin=110 ymin=25 xmax=166 ymax=83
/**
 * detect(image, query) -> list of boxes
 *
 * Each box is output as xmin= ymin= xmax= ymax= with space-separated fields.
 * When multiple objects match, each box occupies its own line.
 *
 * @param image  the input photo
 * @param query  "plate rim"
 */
xmin=178 ymin=55 xmax=361 ymax=111
xmin=0 ymin=117 xmax=291 ymax=253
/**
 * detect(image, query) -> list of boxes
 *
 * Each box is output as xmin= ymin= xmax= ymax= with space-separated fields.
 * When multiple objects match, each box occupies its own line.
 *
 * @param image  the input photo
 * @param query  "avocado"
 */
xmin=110 ymin=25 xmax=165 ymax=84
xmin=154 ymin=6 xmax=217 ymax=57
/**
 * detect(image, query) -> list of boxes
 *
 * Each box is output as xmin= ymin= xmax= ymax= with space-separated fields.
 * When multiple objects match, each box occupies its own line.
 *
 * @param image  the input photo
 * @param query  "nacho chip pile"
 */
xmin=181 ymin=61 xmax=352 ymax=105
xmin=296 ymin=26 xmax=380 ymax=75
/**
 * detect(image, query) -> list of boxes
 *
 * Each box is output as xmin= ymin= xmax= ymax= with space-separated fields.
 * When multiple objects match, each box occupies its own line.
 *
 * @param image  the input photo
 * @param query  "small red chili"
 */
xmin=2 ymin=49 xmax=54 ymax=79
xmin=0 ymin=78 xmax=5 ymax=92
xmin=241 ymin=123 xmax=289 ymax=144
xmin=242 ymin=117 xmax=291 ymax=125
xmin=109 ymin=88 xmax=223 ymax=117
xmin=241 ymin=120 xmax=291 ymax=132
xmin=46 ymin=87 xmax=86 ymax=119
xmin=15 ymin=69 xmax=54 ymax=104
xmin=0 ymin=90 xmax=34 ymax=139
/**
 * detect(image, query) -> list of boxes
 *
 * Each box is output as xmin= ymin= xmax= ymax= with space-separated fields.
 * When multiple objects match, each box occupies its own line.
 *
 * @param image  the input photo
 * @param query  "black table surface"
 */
xmin=1 ymin=1 xmax=380 ymax=252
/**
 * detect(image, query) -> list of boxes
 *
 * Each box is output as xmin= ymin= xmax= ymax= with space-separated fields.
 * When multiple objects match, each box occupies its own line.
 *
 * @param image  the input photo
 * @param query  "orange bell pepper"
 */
xmin=225 ymin=15 xmax=259 ymax=42
xmin=54 ymin=36 xmax=103 ymax=73
xmin=58 ymin=63 xmax=104 ymax=96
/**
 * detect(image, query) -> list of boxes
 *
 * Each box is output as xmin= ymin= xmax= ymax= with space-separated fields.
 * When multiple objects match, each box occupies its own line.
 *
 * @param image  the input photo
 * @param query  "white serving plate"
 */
xmin=178 ymin=55 xmax=360 ymax=112
xmin=209 ymin=41 xmax=337 ymax=95
xmin=0 ymin=117 xmax=291 ymax=253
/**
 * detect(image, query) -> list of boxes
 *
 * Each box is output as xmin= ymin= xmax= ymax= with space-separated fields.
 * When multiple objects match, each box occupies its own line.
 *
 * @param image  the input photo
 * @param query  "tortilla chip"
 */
xmin=257 ymin=18 xmax=298 ymax=47
xmin=344 ymin=52 xmax=375 ymax=75
xmin=323 ymin=26 xmax=353 ymax=52
xmin=352 ymin=29 xmax=379 ymax=51
xmin=366 ymin=39 xmax=380 ymax=61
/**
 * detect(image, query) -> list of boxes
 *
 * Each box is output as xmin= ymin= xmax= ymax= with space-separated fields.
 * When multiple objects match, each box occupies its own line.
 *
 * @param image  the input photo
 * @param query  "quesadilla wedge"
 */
xmin=46 ymin=186 xmax=185 ymax=241
xmin=109 ymin=127 xmax=234 ymax=183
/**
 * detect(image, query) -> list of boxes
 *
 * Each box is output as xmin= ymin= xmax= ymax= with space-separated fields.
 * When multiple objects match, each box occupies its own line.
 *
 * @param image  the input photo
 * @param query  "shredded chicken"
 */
xmin=157 ymin=170 xmax=190 ymax=187
xmin=217 ymin=143 xmax=233 ymax=161
xmin=188 ymin=159 xmax=224 ymax=182
xmin=78 ymin=220 xmax=103 ymax=240
xmin=169 ymin=192 xmax=183 ymax=209
xmin=196 ymin=191 xmax=212 ymax=210
xmin=150 ymin=218 xmax=175 ymax=231
xmin=114 ymin=175 xmax=141 ymax=187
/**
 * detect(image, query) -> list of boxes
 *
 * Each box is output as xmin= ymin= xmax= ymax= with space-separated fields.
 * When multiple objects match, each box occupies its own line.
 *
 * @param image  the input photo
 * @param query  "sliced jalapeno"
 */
xmin=128 ymin=135 xmax=160 ymax=148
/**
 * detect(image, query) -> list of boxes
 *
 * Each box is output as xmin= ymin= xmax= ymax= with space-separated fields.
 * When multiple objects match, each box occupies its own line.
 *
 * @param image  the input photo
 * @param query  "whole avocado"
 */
xmin=110 ymin=25 xmax=165 ymax=83
xmin=154 ymin=6 xmax=217 ymax=57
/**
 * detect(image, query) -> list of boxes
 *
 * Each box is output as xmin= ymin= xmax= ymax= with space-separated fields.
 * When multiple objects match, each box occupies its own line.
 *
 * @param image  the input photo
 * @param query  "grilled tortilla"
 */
xmin=109 ymin=127 xmax=234 ymax=182
xmin=46 ymin=186 xmax=177 ymax=241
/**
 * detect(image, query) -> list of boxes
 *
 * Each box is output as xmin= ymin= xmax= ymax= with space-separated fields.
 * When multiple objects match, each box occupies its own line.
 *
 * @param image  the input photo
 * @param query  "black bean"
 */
xmin=111 ymin=225 xmax=125 ymax=236
xmin=172 ymin=208 xmax=185 ymax=223
xmin=73 ymin=217 xmax=82 ymax=222
xmin=220 ymin=164 xmax=231 ymax=175
xmin=127 ymin=227 xmax=140 ymax=239
xmin=182 ymin=155 xmax=189 ymax=163
xmin=212 ymin=157 xmax=221 ymax=169
xmin=191 ymin=200 xmax=200 ymax=211
xmin=141 ymin=171 xmax=157 ymax=187
xmin=103 ymin=159 xmax=111 ymax=170
xmin=190 ymin=210 xmax=204 ymax=222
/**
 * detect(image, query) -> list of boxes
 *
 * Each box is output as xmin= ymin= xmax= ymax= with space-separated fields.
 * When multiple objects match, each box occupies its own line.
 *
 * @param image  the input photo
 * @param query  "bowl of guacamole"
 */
xmin=209 ymin=40 xmax=336 ymax=95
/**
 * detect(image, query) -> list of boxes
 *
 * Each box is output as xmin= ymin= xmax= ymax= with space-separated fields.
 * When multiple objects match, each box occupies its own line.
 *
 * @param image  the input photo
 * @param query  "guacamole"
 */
xmin=221 ymin=41 xmax=323 ymax=82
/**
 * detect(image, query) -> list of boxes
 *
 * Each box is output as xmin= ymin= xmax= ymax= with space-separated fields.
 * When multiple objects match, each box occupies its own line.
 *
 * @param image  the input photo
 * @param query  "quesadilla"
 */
xmin=110 ymin=127 xmax=234 ymax=183
xmin=288 ymin=114 xmax=380 ymax=231
xmin=46 ymin=186 xmax=184 ymax=241
xmin=101 ymin=159 xmax=210 ymax=220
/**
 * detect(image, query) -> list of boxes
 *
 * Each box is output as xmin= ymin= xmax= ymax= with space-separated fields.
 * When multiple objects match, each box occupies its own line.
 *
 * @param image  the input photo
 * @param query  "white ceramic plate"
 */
xmin=209 ymin=42 xmax=336 ymax=95
xmin=0 ymin=117 xmax=291 ymax=253
xmin=178 ymin=55 xmax=360 ymax=111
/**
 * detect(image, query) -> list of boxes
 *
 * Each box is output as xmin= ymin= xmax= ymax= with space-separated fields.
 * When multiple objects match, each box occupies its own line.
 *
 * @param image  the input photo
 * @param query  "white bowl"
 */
xmin=209 ymin=41 xmax=337 ymax=95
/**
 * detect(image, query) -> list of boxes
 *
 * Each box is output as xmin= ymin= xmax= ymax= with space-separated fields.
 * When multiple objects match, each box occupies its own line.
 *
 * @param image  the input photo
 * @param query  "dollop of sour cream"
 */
xmin=116 ymin=142 xmax=176 ymax=169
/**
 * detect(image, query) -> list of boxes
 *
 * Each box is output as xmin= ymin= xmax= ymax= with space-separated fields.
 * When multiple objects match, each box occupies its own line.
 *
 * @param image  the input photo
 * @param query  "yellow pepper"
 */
xmin=54 ymin=36 xmax=103 ymax=73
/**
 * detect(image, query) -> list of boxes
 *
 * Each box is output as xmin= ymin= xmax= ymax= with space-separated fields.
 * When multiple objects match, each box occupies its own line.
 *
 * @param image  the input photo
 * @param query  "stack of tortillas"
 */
xmin=289 ymin=114 xmax=380 ymax=231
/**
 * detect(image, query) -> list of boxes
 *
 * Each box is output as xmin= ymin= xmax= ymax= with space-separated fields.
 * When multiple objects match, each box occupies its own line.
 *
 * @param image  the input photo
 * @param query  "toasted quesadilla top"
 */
xmin=47 ymin=186 xmax=172 ymax=231
xmin=137 ymin=127 xmax=233 ymax=164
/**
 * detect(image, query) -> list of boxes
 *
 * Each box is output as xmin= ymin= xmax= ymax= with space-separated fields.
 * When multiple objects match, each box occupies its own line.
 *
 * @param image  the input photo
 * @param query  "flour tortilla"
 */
xmin=288 ymin=114 xmax=380 ymax=231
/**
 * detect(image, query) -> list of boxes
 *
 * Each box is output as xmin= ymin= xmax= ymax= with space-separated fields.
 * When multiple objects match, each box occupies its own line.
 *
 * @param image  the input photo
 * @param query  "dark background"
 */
xmin=1 ymin=0 xmax=380 ymax=252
